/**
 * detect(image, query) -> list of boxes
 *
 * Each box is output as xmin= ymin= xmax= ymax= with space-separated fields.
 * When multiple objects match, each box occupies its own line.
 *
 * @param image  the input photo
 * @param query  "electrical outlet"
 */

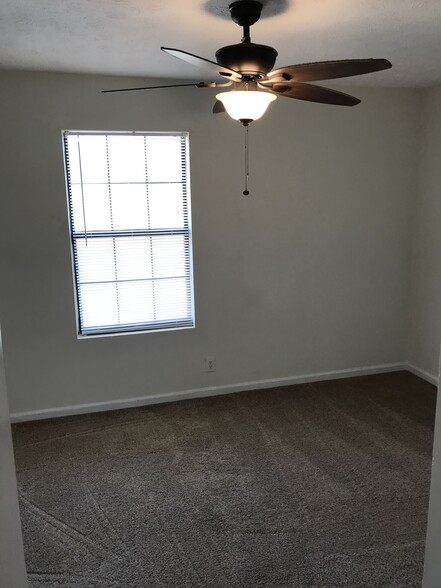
xmin=205 ymin=356 xmax=216 ymax=372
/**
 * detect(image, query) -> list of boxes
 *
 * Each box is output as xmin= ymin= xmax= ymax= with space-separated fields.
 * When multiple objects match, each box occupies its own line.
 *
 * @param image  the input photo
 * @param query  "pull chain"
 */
xmin=243 ymin=124 xmax=250 ymax=196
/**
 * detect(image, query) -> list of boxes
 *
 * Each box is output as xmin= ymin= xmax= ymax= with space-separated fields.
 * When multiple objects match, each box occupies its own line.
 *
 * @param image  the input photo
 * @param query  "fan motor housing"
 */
xmin=216 ymin=43 xmax=278 ymax=78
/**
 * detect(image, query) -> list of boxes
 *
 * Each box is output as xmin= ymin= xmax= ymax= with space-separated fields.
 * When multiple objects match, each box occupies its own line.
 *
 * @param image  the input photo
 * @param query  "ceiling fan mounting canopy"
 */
xmin=229 ymin=0 xmax=263 ymax=27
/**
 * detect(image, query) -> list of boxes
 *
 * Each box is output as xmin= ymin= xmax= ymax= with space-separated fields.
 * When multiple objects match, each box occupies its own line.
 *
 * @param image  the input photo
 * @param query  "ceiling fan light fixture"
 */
xmin=216 ymin=90 xmax=276 ymax=123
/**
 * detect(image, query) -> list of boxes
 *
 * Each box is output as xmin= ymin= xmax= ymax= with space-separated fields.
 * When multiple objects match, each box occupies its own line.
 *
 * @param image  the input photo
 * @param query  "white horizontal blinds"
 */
xmin=64 ymin=131 xmax=193 ymax=335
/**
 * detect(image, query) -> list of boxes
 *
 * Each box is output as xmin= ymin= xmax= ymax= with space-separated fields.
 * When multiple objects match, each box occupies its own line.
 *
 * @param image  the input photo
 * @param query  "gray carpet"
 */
xmin=13 ymin=371 xmax=436 ymax=588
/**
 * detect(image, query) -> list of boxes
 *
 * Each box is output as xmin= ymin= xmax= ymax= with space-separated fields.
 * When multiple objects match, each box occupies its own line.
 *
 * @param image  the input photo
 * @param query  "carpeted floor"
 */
xmin=13 ymin=371 xmax=436 ymax=588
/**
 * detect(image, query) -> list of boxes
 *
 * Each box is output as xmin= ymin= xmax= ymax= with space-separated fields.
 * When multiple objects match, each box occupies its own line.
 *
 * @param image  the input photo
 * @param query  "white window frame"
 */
xmin=62 ymin=130 xmax=195 ymax=338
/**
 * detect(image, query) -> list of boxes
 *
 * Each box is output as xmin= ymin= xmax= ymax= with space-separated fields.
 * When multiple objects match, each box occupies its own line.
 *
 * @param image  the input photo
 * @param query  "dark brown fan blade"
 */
xmin=261 ymin=82 xmax=361 ymax=106
xmin=161 ymin=47 xmax=242 ymax=81
xmin=266 ymin=59 xmax=392 ymax=83
xmin=212 ymin=100 xmax=226 ymax=114
xmin=102 ymin=82 xmax=201 ymax=94
xmin=102 ymin=80 xmax=234 ymax=94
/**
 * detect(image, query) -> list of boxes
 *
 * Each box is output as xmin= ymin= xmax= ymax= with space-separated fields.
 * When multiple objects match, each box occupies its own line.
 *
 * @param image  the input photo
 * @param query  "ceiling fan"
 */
xmin=103 ymin=0 xmax=392 ymax=126
xmin=103 ymin=0 xmax=391 ymax=194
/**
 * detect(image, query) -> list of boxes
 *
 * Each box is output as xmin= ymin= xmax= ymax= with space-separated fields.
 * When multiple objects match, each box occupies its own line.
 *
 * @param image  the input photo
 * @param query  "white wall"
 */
xmin=408 ymin=85 xmax=441 ymax=381
xmin=0 ymin=71 xmax=418 ymax=416
xmin=0 ymin=328 xmax=28 ymax=587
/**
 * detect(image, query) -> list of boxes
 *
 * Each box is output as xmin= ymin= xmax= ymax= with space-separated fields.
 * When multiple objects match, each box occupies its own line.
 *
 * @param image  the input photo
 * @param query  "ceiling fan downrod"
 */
xmin=229 ymin=0 xmax=263 ymax=43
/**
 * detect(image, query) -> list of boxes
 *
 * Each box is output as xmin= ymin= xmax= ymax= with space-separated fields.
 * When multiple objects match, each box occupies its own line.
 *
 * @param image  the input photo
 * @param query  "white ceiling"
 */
xmin=1 ymin=0 xmax=441 ymax=87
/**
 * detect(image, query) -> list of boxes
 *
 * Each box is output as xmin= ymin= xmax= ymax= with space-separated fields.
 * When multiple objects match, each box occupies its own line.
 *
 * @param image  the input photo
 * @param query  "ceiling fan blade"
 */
xmin=102 ymin=80 xmax=235 ymax=94
xmin=260 ymin=82 xmax=361 ymax=106
xmin=101 ymin=82 xmax=202 ymax=94
xmin=212 ymin=100 xmax=226 ymax=114
xmin=266 ymin=59 xmax=392 ymax=83
xmin=161 ymin=47 xmax=242 ymax=81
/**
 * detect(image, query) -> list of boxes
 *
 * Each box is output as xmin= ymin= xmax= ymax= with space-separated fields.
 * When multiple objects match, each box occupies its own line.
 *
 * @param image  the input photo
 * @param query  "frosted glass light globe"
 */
xmin=216 ymin=90 xmax=276 ymax=122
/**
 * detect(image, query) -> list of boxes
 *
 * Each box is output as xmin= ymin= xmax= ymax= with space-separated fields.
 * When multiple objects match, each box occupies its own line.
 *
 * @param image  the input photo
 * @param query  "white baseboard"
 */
xmin=10 ymin=362 xmax=407 ymax=423
xmin=406 ymin=363 xmax=439 ymax=387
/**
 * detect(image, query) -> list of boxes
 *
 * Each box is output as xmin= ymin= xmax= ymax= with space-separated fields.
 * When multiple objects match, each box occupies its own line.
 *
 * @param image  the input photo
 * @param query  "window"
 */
xmin=63 ymin=131 xmax=194 ymax=337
